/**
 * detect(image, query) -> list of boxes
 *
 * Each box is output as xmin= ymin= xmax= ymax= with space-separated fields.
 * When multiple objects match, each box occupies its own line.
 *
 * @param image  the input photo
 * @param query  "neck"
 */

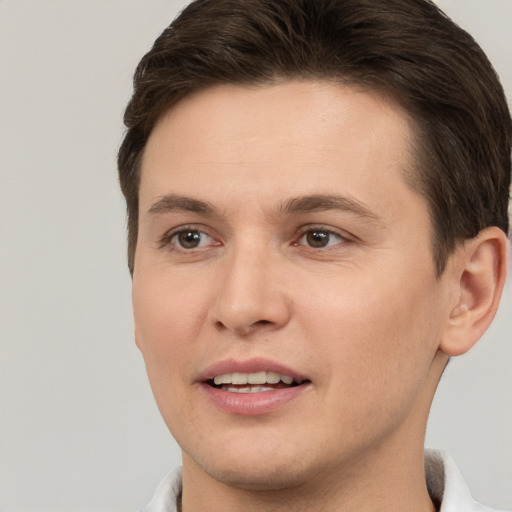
xmin=181 ymin=351 xmax=447 ymax=512
xmin=181 ymin=446 xmax=436 ymax=512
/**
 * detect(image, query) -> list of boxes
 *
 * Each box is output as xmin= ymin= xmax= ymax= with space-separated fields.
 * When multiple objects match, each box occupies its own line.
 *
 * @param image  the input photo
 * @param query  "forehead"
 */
xmin=140 ymin=80 xmax=422 ymax=222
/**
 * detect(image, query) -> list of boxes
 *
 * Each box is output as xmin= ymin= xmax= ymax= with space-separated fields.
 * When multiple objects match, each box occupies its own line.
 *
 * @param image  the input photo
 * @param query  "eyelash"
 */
xmin=159 ymin=225 xmax=217 ymax=251
xmin=159 ymin=225 xmax=354 ymax=252
xmin=294 ymin=225 xmax=353 ymax=249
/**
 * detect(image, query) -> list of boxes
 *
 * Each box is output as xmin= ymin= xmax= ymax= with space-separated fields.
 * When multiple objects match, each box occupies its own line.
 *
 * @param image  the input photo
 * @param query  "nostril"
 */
xmin=214 ymin=320 xmax=227 ymax=331
xmin=213 ymin=318 xmax=274 ymax=336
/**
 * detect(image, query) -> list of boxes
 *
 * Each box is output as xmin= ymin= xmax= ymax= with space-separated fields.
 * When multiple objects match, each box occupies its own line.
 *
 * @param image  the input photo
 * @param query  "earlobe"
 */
xmin=439 ymin=227 xmax=509 ymax=357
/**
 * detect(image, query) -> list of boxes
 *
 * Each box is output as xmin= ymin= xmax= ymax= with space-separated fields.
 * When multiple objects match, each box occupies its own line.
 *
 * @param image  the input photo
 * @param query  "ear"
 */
xmin=439 ymin=227 xmax=509 ymax=357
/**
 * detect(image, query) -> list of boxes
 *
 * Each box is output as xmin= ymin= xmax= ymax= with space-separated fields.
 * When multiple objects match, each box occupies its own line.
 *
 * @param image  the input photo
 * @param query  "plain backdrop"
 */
xmin=0 ymin=1 xmax=511 ymax=511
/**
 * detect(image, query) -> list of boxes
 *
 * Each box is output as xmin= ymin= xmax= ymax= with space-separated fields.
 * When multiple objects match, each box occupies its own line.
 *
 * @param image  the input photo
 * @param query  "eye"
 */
xmin=170 ymin=229 xmax=214 ymax=249
xmin=297 ymin=229 xmax=346 ymax=248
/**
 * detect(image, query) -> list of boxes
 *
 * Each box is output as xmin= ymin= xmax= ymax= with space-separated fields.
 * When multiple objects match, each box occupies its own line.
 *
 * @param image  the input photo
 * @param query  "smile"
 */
xmin=210 ymin=371 xmax=302 ymax=393
xmin=199 ymin=358 xmax=311 ymax=415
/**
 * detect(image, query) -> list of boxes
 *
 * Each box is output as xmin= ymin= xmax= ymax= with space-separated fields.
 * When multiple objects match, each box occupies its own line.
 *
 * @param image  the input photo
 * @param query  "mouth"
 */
xmin=199 ymin=359 xmax=311 ymax=414
xmin=206 ymin=371 xmax=308 ymax=393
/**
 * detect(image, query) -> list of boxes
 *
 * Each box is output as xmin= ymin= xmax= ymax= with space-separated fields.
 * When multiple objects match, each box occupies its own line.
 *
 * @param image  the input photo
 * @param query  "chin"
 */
xmin=201 ymin=458 xmax=312 ymax=491
xmin=183 ymin=437 xmax=320 ymax=491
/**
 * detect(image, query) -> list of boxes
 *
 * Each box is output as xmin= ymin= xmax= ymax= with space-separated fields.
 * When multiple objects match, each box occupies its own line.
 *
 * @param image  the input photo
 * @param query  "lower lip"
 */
xmin=201 ymin=383 xmax=309 ymax=416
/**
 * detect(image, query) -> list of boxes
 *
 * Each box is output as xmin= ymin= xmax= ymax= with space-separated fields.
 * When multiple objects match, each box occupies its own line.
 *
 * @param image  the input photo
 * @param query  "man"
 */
xmin=117 ymin=0 xmax=511 ymax=510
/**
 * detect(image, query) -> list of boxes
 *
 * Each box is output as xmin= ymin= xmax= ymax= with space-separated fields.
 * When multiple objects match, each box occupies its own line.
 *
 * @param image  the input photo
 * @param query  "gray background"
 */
xmin=0 ymin=1 xmax=510 ymax=511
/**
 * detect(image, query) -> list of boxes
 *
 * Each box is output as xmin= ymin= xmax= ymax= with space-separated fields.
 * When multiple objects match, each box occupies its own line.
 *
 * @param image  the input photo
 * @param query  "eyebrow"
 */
xmin=148 ymin=194 xmax=216 ymax=216
xmin=147 ymin=192 xmax=382 ymax=223
xmin=280 ymin=194 xmax=382 ymax=222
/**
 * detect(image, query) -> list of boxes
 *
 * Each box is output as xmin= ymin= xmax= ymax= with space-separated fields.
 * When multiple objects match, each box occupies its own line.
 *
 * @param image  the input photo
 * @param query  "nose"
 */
xmin=210 ymin=246 xmax=292 ymax=337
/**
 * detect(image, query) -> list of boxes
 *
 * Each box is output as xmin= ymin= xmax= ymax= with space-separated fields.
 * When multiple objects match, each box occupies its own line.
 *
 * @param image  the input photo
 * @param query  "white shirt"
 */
xmin=140 ymin=450 xmax=508 ymax=512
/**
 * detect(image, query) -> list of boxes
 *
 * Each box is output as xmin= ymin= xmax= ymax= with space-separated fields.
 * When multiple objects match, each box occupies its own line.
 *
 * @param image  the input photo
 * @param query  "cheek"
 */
xmin=132 ymin=269 xmax=206 ymax=375
xmin=132 ymin=271 xmax=205 ymax=432
xmin=299 ymin=266 xmax=441 ymax=396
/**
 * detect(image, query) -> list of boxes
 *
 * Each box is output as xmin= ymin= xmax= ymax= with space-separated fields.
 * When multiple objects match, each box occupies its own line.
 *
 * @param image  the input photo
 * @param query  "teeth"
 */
xmin=232 ymin=372 xmax=247 ymax=385
xmin=222 ymin=386 xmax=275 ymax=393
xmin=213 ymin=371 xmax=296 ymax=386
xmin=247 ymin=371 xmax=266 ymax=384
xmin=266 ymin=371 xmax=280 ymax=384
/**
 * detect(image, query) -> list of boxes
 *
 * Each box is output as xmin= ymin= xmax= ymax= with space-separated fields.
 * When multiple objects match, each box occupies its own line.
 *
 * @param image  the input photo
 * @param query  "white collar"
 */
xmin=141 ymin=450 xmax=501 ymax=512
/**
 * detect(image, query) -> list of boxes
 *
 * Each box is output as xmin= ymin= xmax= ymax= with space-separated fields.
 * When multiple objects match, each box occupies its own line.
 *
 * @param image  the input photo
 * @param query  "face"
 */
xmin=133 ymin=81 xmax=452 ymax=489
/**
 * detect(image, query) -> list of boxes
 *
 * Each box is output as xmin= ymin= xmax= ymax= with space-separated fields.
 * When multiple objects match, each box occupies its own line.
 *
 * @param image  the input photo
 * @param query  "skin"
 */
xmin=132 ymin=81 xmax=507 ymax=512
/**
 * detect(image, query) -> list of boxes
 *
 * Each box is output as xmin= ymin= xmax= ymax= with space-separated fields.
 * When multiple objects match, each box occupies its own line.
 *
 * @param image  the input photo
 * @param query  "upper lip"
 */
xmin=197 ymin=357 xmax=309 ymax=383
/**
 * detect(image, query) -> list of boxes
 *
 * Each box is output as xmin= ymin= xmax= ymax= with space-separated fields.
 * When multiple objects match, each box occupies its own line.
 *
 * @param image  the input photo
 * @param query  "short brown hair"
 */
xmin=118 ymin=0 xmax=511 ymax=275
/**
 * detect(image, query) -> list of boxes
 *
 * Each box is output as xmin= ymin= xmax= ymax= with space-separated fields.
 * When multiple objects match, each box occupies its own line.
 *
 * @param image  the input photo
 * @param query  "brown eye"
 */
xmin=299 ymin=229 xmax=344 ymax=248
xmin=172 ymin=230 xmax=212 ymax=249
